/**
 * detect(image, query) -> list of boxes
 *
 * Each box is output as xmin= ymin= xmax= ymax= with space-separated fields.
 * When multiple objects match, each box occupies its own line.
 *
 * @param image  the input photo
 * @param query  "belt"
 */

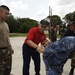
xmin=0 ymin=47 xmax=7 ymax=49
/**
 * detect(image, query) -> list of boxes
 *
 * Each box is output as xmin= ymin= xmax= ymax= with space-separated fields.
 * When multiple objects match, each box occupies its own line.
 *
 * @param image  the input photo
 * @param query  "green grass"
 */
xmin=9 ymin=33 xmax=28 ymax=37
xmin=9 ymin=33 xmax=60 ymax=39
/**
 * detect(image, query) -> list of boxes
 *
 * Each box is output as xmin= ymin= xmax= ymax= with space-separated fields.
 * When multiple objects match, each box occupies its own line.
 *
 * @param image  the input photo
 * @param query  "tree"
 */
xmin=6 ymin=15 xmax=38 ymax=33
xmin=47 ymin=15 xmax=62 ymax=26
xmin=63 ymin=11 xmax=75 ymax=24
xmin=6 ymin=14 xmax=18 ymax=33
xmin=17 ymin=18 xmax=38 ymax=33
xmin=46 ymin=15 xmax=62 ymax=39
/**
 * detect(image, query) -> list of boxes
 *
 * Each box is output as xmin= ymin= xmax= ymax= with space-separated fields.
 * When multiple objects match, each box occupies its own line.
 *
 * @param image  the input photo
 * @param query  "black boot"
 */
xmin=69 ymin=67 xmax=74 ymax=75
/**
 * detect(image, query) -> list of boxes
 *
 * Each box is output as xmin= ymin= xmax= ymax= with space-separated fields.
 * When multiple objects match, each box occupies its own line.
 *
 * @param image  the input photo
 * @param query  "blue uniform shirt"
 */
xmin=43 ymin=36 xmax=75 ymax=75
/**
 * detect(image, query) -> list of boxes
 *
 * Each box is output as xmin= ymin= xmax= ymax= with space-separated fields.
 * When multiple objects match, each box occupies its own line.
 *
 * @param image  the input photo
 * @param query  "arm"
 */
xmin=6 ymin=23 xmax=14 ymax=55
xmin=26 ymin=40 xmax=38 ymax=49
xmin=27 ymin=40 xmax=45 ymax=53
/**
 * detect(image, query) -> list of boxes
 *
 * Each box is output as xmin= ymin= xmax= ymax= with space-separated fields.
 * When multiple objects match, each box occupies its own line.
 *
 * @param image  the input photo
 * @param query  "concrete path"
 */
xmin=10 ymin=37 xmax=75 ymax=75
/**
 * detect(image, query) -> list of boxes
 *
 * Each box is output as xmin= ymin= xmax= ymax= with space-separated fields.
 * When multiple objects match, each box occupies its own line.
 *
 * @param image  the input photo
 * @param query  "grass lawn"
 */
xmin=9 ymin=33 xmax=27 ymax=37
xmin=9 ymin=33 xmax=60 ymax=39
xmin=9 ymin=33 xmax=49 ymax=37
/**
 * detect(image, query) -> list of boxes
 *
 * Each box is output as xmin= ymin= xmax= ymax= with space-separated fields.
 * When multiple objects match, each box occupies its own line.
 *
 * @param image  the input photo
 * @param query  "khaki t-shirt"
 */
xmin=0 ymin=21 xmax=11 ymax=47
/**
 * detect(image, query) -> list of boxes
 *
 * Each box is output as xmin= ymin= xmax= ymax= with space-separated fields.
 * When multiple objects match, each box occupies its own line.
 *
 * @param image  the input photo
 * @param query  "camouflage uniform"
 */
xmin=0 ymin=5 xmax=13 ymax=75
xmin=0 ymin=21 xmax=12 ymax=75
xmin=43 ymin=36 xmax=75 ymax=75
xmin=0 ymin=48 xmax=12 ymax=75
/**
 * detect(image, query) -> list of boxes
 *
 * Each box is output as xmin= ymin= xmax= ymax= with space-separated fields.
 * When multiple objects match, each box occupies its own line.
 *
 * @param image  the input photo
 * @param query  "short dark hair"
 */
xmin=0 ymin=5 xmax=10 ymax=11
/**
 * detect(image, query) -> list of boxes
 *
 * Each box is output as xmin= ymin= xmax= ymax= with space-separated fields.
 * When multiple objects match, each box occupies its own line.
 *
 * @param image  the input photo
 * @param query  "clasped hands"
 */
xmin=36 ymin=39 xmax=51 ymax=53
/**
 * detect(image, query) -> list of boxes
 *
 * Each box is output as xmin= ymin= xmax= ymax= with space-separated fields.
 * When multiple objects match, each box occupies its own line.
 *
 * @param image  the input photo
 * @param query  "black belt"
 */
xmin=0 ymin=47 xmax=7 ymax=49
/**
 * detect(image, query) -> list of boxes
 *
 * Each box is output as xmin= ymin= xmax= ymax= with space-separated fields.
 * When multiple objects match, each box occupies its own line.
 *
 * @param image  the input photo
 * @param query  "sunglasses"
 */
xmin=41 ymin=25 xmax=46 ymax=28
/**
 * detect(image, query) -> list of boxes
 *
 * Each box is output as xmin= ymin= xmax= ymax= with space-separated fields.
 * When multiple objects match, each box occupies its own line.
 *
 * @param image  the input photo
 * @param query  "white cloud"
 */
xmin=9 ymin=1 xmax=28 ymax=11
xmin=47 ymin=0 xmax=75 ymax=19
xmin=0 ymin=0 xmax=75 ymax=21
xmin=8 ymin=0 xmax=29 ymax=18
xmin=0 ymin=0 xmax=6 ymax=5
xmin=33 ymin=9 xmax=48 ymax=21
xmin=57 ymin=0 xmax=75 ymax=5
xmin=36 ymin=9 xmax=48 ymax=16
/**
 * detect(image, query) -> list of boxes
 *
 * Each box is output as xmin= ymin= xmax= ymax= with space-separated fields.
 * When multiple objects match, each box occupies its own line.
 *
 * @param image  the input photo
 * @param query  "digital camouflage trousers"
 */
xmin=0 ymin=48 xmax=12 ymax=75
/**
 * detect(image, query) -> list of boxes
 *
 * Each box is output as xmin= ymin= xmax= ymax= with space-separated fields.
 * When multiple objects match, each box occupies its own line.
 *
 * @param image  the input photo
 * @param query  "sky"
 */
xmin=0 ymin=0 xmax=75 ymax=21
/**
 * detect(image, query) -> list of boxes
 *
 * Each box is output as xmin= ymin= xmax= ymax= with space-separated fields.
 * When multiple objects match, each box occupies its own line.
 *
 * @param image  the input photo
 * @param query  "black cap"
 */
xmin=40 ymin=19 xmax=49 ymax=26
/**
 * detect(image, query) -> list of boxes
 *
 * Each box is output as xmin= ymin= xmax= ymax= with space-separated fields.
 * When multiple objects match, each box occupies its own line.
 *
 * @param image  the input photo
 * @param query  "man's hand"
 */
xmin=36 ymin=45 xmax=44 ymax=53
xmin=7 ymin=46 xmax=14 ymax=55
xmin=42 ymin=39 xmax=51 ymax=47
xmin=11 ymin=49 xmax=14 ymax=55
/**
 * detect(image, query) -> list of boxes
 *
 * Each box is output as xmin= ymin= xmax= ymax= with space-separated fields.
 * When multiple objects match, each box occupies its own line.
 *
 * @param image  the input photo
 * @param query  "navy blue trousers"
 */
xmin=22 ymin=44 xmax=40 ymax=75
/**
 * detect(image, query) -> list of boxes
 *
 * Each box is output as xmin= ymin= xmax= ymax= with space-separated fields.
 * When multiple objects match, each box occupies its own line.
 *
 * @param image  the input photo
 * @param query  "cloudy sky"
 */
xmin=0 ymin=0 xmax=75 ymax=21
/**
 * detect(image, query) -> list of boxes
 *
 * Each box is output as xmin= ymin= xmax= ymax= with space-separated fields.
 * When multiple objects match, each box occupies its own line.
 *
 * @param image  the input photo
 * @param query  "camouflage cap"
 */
xmin=68 ymin=22 xmax=75 ymax=26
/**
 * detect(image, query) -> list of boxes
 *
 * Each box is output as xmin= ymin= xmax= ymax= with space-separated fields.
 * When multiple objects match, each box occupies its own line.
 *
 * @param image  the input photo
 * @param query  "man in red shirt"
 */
xmin=22 ymin=19 xmax=50 ymax=75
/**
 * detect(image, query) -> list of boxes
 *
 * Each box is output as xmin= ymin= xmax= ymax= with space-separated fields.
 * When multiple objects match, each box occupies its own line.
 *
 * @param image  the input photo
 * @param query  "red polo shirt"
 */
xmin=25 ymin=27 xmax=46 ymax=45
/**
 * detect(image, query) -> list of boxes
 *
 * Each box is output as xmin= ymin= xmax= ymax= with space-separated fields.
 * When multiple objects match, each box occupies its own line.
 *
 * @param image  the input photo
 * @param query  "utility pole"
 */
xmin=48 ymin=6 xmax=52 ymax=39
